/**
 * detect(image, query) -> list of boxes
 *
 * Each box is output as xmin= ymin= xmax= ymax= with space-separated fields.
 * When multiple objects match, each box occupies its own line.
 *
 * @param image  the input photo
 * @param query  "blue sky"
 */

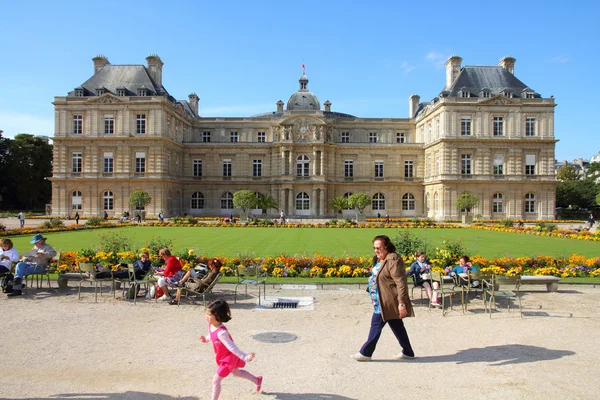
xmin=1 ymin=0 xmax=598 ymax=161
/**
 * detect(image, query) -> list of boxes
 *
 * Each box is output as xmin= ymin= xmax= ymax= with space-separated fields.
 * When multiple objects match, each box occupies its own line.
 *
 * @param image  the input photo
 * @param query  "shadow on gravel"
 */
xmin=412 ymin=344 xmax=575 ymax=366
xmin=264 ymin=394 xmax=356 ymax=400
xmin=13 ymin=393 xmax=198 ymax=400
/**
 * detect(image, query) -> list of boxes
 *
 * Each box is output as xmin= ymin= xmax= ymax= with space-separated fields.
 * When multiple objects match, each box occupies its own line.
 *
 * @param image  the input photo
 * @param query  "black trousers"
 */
xmin=359 ymin=312 xmax=414 ymax=357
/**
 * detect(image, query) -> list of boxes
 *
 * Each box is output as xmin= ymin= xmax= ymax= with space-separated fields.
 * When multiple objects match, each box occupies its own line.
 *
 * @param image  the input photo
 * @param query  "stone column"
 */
xmin=311 ymin=188 xmax=317 ymax=215
xmin=319 ymin=188 xmax=326 ymax=216
xmin=312 ymin=149 xmax=317 ymax=176
xmin=288 ymin=189 xmax=294 ymax=216
xmin=279 ymin=189 xmax=286 ymax=214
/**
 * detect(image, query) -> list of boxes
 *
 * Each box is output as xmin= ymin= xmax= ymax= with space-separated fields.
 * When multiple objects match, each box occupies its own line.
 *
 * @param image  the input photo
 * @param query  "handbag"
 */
xmin=420 ymin=273 xmax=431 ymax=280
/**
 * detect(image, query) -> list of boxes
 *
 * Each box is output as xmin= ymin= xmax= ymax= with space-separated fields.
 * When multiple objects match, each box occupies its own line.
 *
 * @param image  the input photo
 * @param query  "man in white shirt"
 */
xmin=17 ymin=211 xmax=25 ymax=228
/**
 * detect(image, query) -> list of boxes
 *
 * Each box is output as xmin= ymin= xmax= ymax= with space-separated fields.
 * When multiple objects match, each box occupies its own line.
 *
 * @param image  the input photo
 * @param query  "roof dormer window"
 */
xmin=117 ymin=87 xmax=126 ymax=97
xmin=75 ymin=88 xmax=84 ymax=97
xmin=138 ymin=89 xmax=147 ymax=96
xmin=459 ymin=88 xmax=470 ymax=98
xmin=502 ymin=90 xmax=513 ymax=98
xmin=96 ymin=87 xmax=106 ymax=96
xmin=525 ymin=92 xmax=535 ymax=98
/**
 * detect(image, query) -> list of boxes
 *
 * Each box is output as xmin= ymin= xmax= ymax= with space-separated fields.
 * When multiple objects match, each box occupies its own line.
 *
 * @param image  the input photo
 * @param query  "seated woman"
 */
xmin=407 ymin=252 xmax=440 ymax=306
xmin=170 ymin=258 xmax=222 ymax=305
xmin=95 ymin=252 xmax=152 ymax=280
xmin=154 ymin=248 xmax=183 ymax=301
xmin=0 ymin=238 xmax=20 ymax=274
xmin=446 ymin=255 xmax=479 ymax=287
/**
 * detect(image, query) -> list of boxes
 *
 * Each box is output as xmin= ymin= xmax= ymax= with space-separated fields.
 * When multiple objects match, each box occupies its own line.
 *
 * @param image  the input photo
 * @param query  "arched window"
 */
xmin=103 ymin=191 xmax=114 ymax=210
xmin=296 ymin=155 xmax=310 ymax=177
xmin=343 ymin=192 xmax=353 ymax=210
xmin=191 ymin=192 xmax=204 ymax=209
xmin=372 ymin=193 xmax=386 ymax=211
xmin=525 ymin=193 xmax=536 ymax=213
xmin=220 ymin=192 xmax=233 ymax=210
xmin=402 ymin=193 xmax=415 ymax=210
xmin=72 ymin=190 xmax=82 ymax=210
xmin=492 ymin=193 xmax=503 ymax=213
xmin=296 ymin=192 xmax=310 ymax=210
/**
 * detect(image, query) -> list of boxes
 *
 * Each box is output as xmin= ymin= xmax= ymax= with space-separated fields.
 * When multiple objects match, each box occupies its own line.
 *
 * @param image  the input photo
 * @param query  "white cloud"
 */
xmin=551 ymin=55 xmax=569 ymax=63
xmin=425 ymin=51 xmax=447 ymax=68
xmin=400 ymin=61 xmax=415 ymax=73
xmin=0 ymin=111 xmax=54 ymax=138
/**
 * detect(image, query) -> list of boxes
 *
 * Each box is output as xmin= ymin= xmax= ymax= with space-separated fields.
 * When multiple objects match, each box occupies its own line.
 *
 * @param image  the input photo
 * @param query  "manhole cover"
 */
xmin=253 ymin=332 xmax=297 ymax=343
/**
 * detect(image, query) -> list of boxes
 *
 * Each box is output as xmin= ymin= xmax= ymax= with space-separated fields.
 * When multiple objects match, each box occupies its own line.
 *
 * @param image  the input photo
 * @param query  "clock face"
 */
xmin=300 ymin=126 xmax=307 ymax=134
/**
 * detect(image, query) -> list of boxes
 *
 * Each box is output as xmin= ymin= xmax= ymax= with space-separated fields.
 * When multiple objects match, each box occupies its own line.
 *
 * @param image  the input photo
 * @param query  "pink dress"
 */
xmin=210 ymin=325 xmax=246 ymax=377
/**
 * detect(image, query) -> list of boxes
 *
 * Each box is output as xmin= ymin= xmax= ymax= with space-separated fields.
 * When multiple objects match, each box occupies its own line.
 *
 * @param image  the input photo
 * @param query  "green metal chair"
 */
xmin=483 ymin=275 xmax=522 ymax=318
xmin=234 ymin=265 xmax=267 ymax=305
xmin=429 ymin=271 xmax=464 ymax=316
xmin=77 ymin=262 xmax=115 ymax=302
xmin=122 ymin=263 xmax=157 ymax=304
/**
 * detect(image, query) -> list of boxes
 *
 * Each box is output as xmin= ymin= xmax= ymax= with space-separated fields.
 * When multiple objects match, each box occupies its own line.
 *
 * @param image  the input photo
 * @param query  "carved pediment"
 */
xmin=87 ymin=93 xmax=126 ymax=104
xmin=480 ymin=94 xmax=519 ymax=105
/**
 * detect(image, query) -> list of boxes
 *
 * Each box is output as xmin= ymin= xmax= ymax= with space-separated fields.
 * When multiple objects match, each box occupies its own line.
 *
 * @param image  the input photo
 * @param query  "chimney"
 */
xmin=324 ymin=100 xmax=331 ymax=112
xmin=146 ymin=54 xmax=164 ymax=87
xmin=498 ymin=55 xmax=516 ymax=75
xmin=92 ymin=55 xmax=110 ymax=74
xmin=188 ymin=93 xmax=199 ymax=116
xmin=445 ymin=55 xmax=462 ymax=88
xmin=409 ymin=94 xmax=420 ymax=118
xmin=276 ymin=100 xmax=284 ymax=112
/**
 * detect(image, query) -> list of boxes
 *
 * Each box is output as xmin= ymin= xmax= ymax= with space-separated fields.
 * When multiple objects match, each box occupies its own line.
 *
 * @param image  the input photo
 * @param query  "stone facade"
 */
xmin=50 ymin=55 xmax=557 ymax=220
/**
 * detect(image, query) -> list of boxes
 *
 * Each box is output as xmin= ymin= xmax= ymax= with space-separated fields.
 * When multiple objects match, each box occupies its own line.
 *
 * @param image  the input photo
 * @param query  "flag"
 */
xmin=302 ymin=63 xmax=305 ymax=71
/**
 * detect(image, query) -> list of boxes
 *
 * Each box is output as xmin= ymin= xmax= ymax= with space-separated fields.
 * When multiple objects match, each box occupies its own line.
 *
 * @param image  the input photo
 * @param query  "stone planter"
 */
xmin=57 ymin=277 xmax=68 ymax=289
xmin=461 ymin=214 xmax=473 ymax=224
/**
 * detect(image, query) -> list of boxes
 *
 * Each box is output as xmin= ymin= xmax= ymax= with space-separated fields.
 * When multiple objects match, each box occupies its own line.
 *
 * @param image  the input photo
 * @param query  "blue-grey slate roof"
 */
xmin=447 ymin=66 xmax=540 ymax=98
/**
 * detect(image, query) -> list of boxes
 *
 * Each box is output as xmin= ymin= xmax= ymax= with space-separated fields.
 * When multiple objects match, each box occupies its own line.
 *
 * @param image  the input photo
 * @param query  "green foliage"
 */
xmin=534 ymin=222 xmax=558 ymax=232
xmin=143 ymin=236 xmax=174 ymax=258
xmin=556 ymin=165 xmax=580 ymax=181
xmin=39 ymin=218 xmax=64 ymax=229
xmin=85 ymin=216 xmax=104 ymax=226
xmin=393 ymin=230 xmax=430 ymax=258
xmin=556 ymin=180 xmax=599 ymax=209
xmin=255 ymin=193 xmax=278 ymax=214
xmin=434 ymin=237 xmax=469 ymax=269
xmin=456 ymin=193 xmax=480 ymax=215
xmin=97 ymin=230 xmax=134 ymax=255
xmin=129 ymin=190 xmax=152 ymax=208
xmin=348 ymin=193 xmax=371 ymax=214
xmin=500 ymin=218 xmax=515 ymax=228
xmin=597 ymin=192 xmax=600 ymax=207
xmin=233 ymin=190 xmax=257 ymax=212
xmin=329 ymin=196 xmax=348 ymax=215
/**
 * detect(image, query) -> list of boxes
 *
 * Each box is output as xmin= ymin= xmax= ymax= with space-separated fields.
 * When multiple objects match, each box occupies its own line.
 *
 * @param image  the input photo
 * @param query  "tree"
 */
xmin=348 ymin=193 xmax=371 ymax=214
xmin=233 ymin=190 xmax=257 ymax=213
xmin=329 ymin=196 xmax=348 ymax=217
xmin=456 ymin=193 xmax=480 ymax=216
xmin=597 ymin=192 xmax=600 ymax=207
xmin=556 ymin=180 xmax=599 ymax=209
xmin=255 ymin=193 xmax=278 ymax=214
xmin=556 ymin=165 xmax=579 ymax=181
xmin=129 ymin=190 xmax=152 ymax=211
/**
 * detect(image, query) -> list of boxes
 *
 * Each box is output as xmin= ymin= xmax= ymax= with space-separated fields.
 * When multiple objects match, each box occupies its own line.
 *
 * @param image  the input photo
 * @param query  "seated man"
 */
xmin=8 ymin=234 xmax=57 ymax=297
xmin=170 ymin=258 xmax=222 ymax=305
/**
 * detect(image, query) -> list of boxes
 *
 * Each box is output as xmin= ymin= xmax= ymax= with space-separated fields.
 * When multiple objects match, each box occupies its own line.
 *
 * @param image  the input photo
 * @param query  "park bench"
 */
xmin=520 ymin=276 xmax=560 ymax=292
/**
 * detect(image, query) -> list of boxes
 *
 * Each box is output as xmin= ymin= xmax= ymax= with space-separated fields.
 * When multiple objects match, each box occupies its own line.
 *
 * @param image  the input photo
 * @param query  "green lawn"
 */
xmin=8 ymin=226 xmax=600 ymax=259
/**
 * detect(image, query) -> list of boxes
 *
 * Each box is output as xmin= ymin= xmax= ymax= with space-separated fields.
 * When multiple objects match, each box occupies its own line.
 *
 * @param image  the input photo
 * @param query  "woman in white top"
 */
xmin=0 ymin=238 xmax=20 ymax=273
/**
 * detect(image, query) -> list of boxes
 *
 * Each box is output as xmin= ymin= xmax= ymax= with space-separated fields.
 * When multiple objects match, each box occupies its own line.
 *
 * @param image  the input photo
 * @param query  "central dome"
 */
xmin=286 ymin=73 xmax=321 ymax=111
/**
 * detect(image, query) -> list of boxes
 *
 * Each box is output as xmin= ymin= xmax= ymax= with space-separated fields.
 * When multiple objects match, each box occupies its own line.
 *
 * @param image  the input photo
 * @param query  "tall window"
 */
xmin=461 ymin=116 xmax=472 ymax=136
xmin=296 ymin=192 xmax=310 ymax=210
xmin=525 ymin=154 xmax=536 ymax=175
xmin=257 ymin=131 xmax=266 ymax=142
xmin=72 ymin=115 xmax=83 ymax=134
xmin=72 ymin=152 xmax=82 ymax=173
xmin=525 ymin=117 xmax=536 ymax=136
xmin=202 ymin=131 xmax=211 ymax=142
xmin=135 ymin=152 xmax=146 ymax=173
xmin=493 ymin=154 xmax=504 ymax=175
xmin=221 ymin=192 xmax=233 ymax=209
xmin=397 ymin=132 xmax=406 ymax=143
xmin=136 ymin=114 xmax=146 ymax=134
xmin=72 ymin=191 xmax=82 ymax=210
xmin=492 ymin=193 xmax=503 ymax=213
xmin=369 ymin=132 xmax=378 ymax=143
xmin=341 ymin=131 xmax=350 ymax=143
xmin=193 ymin=159 xmax=202 ymax=177
xmin=402 ymin=193 xmax=416 ymax=210
xmin=191 ymin=192 xmax=204 ymax=209
xmin=344 ymin=160 xmax=354 ymax=177
xmin=493 ymin=116 xmax=504 ymax=136
xmin=104 ymin=114 xmax=114 ymax=135
xmin=374 ymin=160 xmax=384 ymax=178
xmin=222 ymin=159 xmax=232 ymax=177
xmin=253 ymin=159 xmax=262 ymax=177
xmin=372 ymin=193 xmax=386 ymax=211
xmin=296 ymin=155 xmax=309 ymax=177
xmin=404 ymin=160 xmax=414 ymax=178
xmin=461 ymin=154 xmax=472 ymax=175
xmin=343 ymin=192 xmax=353 ymax=210
xmin=103 ymin=191 xmax=114 ymax=210
xmin=230 ymin=131 xmax=238 ymax=142
xmin=103 ymin=152 xmax=113 ymax=174
xmin=525 ymin=193 xmax=536 ymax=213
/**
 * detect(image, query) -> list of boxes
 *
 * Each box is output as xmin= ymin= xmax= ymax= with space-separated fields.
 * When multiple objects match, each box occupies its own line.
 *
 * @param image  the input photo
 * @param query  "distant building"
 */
xmin=50 ymin=54 xmax=557 ymax=220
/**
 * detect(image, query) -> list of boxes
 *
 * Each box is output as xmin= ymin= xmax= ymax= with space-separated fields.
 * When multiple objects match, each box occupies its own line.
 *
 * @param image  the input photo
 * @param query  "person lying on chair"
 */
xmin=170 ymin=258 xmax=222 ymax=305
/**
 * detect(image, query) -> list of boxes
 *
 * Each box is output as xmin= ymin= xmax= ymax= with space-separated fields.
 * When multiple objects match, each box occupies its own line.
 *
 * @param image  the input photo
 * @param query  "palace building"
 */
xmin=50 ymin=54 xmax=557 ymax=220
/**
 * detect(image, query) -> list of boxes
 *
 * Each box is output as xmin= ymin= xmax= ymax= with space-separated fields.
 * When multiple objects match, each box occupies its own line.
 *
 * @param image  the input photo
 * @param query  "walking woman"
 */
xmin=351 ymin=235 xmax=415 ymax=361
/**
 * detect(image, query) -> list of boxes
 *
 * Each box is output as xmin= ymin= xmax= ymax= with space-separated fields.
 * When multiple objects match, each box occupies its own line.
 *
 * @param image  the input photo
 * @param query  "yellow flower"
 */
xmin=188 ymin=249 xmax=194 ymax=256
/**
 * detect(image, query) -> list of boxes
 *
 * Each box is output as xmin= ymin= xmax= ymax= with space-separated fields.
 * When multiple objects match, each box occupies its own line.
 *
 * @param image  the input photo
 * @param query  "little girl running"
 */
xmin=199 ymin=300 xmax=263 ymax=400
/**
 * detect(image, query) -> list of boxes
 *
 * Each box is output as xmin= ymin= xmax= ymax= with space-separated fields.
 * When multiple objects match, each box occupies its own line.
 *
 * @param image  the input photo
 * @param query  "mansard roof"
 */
xmin=445 ymin=66 xmax=541 ymax=98
xmin=68 ymin=65 xmax=171 ymax=98
xmin=251 ymin=110 xmax=356 ymax=119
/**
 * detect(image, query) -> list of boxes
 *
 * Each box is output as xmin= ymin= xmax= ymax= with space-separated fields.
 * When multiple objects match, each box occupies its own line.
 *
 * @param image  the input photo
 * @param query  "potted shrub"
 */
xmin=456 ymin=193 xmax=480 ymax=224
